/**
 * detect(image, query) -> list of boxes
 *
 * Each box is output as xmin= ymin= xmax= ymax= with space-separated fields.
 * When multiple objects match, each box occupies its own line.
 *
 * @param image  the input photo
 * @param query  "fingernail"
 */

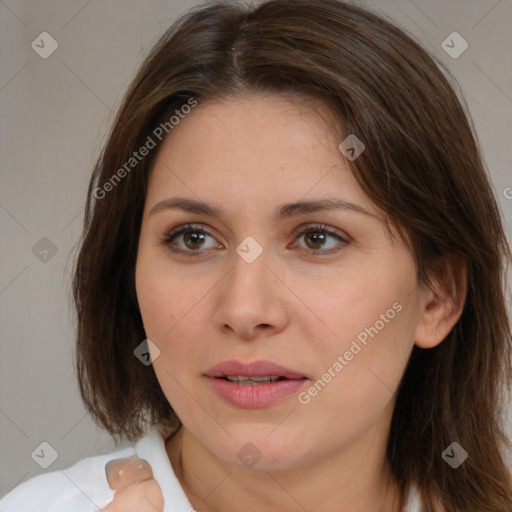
xmin=104 ymin=454 xmax=140 ymax=478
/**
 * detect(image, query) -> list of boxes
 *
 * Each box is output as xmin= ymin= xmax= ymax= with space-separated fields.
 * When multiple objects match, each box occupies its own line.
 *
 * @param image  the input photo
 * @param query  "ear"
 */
xmin=414 ymin=256 xmax=467 ymax=349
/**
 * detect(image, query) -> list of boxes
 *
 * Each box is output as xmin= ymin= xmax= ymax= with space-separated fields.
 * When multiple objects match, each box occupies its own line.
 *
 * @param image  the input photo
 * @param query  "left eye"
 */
xmin=292 ymin=225 xmax=347 ymax=253
xmin=160 ymin=223 xmax=348 ymax=255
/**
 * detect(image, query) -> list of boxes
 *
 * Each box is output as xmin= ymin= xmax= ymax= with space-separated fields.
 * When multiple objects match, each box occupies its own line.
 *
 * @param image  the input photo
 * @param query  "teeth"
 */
xmin=225 ymin=375 xmax=282 ymax=384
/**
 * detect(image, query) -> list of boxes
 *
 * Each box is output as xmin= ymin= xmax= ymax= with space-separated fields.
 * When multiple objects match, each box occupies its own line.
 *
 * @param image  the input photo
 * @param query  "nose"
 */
xmin=211 ymin=249 xmax=290 ymax=340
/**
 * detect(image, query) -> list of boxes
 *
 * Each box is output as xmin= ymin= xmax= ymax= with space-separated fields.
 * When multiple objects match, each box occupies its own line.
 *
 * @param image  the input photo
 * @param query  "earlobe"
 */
xmin=413 ymin=257 xmax=467 ymax=349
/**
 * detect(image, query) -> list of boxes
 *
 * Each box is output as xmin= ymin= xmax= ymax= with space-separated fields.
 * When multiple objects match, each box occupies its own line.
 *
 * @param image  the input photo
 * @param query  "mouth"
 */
xmin=204 ymin=359 xmax=308 ymax=381
xmin=217 ymin=375 xmax=302 ymax=385
xmin=204 ymin=360 xmax=309 ymax=408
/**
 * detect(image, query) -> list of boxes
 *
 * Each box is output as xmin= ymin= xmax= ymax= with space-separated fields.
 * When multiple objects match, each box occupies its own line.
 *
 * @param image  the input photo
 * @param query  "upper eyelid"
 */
xmin=291 ymin=223 xmax=347 ymax=238
xmin=164 ymin=222 xmax=349 ymax=245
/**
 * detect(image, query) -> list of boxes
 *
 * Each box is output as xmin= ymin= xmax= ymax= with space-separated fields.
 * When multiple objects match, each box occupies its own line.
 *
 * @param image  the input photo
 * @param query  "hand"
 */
xmin=103 ymin=454 xmax=164 ymax=511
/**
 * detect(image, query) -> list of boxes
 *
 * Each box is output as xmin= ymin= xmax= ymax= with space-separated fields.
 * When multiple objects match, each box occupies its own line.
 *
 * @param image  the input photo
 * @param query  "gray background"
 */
xmin=1 ymin=0 xmax=511 ymax=497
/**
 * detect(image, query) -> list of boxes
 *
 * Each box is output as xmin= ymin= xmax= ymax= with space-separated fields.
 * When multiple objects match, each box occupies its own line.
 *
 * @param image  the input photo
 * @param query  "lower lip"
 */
xmin=206 ymin=377 xmax=308 ymax=408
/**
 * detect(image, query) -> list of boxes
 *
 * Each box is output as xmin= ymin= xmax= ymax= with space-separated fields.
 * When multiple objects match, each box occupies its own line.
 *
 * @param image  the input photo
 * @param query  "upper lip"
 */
xmin=204 ymin=360 xmax=308 ymax=379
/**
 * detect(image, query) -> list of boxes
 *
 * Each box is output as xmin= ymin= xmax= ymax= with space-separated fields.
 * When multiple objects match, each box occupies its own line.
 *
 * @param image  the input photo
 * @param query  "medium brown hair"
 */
xmin=72 ymin=1 xmax=512 ymax=510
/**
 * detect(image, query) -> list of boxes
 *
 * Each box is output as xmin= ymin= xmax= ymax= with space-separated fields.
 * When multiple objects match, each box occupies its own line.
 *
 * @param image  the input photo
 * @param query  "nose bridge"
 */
xmin=212 ymin=239 xmax=289 ymax=337
xmin=226 ymin=241 xmax=271 ymax=303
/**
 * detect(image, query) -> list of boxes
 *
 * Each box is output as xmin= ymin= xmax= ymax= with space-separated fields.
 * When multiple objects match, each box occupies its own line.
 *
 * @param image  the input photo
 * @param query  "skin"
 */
xmin=135 ymin=94 xmax=465 ymax=512
xmin=104 ymin=455 xmax=164 ymax=511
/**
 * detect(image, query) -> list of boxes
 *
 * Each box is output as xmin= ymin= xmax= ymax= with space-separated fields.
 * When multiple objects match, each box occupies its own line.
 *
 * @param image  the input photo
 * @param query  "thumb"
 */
xmin=105 ymin=454 xmax=154 ymax=491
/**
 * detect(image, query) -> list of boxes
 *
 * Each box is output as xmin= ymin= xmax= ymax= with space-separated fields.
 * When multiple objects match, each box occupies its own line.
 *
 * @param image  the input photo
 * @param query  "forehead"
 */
xmin=145 ymin=94 xmax=378 ymax=220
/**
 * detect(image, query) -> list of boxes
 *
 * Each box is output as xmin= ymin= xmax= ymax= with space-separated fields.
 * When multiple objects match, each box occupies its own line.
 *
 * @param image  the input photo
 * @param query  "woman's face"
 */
xmin=135 ymin=94 xmax=425 ymax=471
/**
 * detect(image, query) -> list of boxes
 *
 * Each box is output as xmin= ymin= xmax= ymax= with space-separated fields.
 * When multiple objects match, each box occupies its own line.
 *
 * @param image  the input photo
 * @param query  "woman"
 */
xmin=1 ymin=0 xmax=511 ymax=510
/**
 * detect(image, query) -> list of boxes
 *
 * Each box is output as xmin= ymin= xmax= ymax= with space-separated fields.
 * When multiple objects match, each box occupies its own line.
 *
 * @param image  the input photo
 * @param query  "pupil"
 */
xmin=307 ymin=232 xmax=325 ymax=249
xmin=185 ymin=232 xmax=205 ymax=249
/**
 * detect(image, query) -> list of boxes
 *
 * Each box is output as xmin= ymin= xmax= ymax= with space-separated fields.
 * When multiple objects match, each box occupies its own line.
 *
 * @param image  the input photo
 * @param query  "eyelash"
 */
xmin=159 ymin=223 xmax=350 ymax=257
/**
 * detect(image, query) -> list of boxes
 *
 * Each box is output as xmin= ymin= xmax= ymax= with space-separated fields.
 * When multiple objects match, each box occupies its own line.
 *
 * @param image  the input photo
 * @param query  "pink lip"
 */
xmin=204 ymin=360 xmax=307 ymax=379
xmin=204 ymin=360 xmax=309 ymax=409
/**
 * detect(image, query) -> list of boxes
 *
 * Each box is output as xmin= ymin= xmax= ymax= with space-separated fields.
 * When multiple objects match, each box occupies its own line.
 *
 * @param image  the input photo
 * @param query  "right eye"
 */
xmin=159 ymin=223 xmax=223 ymax=254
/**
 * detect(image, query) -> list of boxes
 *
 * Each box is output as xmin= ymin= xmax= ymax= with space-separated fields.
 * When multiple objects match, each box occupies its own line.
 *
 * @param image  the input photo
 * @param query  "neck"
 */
xmin=166 ymin=418 xmax=402 ymax=512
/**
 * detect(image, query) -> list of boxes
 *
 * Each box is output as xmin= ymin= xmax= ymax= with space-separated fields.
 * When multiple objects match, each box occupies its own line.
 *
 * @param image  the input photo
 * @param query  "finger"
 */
xmin=103 ymin=478 xmax=164 ymax=512
xmin=105 ymin=454 xmax=154 ymax=491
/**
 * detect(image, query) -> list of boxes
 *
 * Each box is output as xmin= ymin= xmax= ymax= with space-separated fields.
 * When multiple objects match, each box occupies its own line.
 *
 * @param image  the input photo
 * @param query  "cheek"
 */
xmin=135 ymin=253 xmax=203 ymax=402
xmin=135 ymin=244 xmax=203 ymax=337
xmin=298 ymin=266 xmax=399 ymax=348
xmin=135 ymin=250 xmax=217 ymax=386
xmin=304 ymin=261 xmax=419 ymax=404
xmin=135 ymin=254 xmax=173 ymax=337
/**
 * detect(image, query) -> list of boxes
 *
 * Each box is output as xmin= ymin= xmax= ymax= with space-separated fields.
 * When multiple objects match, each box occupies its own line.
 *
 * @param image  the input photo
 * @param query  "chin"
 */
xmin=214 ymin=434 xmax=310 ymax=473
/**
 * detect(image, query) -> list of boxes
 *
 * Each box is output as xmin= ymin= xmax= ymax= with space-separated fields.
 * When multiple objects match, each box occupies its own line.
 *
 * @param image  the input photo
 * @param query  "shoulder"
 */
xmin=0 ymin=445 xmax=135 ymax=512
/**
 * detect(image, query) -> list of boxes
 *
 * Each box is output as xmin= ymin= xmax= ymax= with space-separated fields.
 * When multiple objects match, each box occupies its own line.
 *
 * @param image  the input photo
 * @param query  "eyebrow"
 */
xmin=148 ymin=197 xmax=377 ymax=221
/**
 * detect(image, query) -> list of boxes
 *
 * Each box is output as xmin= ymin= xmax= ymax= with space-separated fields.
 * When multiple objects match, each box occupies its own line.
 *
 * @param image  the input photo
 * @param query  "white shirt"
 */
xmin=0 ymin=424 xmax=421 ymax=511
